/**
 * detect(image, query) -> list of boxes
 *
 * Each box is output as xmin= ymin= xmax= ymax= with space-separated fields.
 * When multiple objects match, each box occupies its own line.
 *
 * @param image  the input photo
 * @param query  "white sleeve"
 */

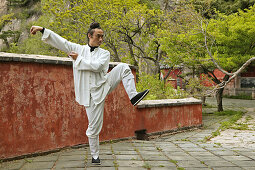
xmin=42 ymin=28 xmax=81 ymax=53
xmin=74 ymin=50 xmax=110 ymax=72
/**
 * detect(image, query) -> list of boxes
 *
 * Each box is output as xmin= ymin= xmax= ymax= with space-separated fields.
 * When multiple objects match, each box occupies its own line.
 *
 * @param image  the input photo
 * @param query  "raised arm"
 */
xmin=30 ymin=26 xmax=44 ymax=35
xmin=30 ymin=26 xmax=81 ymax=55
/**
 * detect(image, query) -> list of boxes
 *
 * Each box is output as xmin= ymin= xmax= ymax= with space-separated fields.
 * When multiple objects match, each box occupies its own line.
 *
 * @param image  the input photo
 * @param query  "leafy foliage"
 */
xmin=136 ymin=73 xmax=189 ymax=100
xmin=8 ymin=14 xmax=61 ymax=56
xmin=185 ymin=74 xmax=214 ymax=98
xmin=0 ymin=13 xmax=21 ymax=49
xmin=211 ymin=0 xmax=255 ymax=15
xmin=162 ymin=4 xmax=255 ymax=84
xmin=39 ymin=0 xmax=172 ymax=74
xmin=1 ymin=0 xmax=42 ymax=52
xmin=208 ymin=7 xmax=255 ymax=71
xmin=192 ymin=0 xmax=255 ymax=17
xmin=0 ymin=13 xmax=15 ymax=30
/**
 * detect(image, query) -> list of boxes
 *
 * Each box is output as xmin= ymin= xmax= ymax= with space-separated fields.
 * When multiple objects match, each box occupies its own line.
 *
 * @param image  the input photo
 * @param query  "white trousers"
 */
xmin=85 ymin=63 xmax=138 ymax=159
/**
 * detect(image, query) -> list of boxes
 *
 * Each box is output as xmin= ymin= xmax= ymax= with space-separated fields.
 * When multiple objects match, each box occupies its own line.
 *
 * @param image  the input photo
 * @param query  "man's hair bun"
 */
xmin=90 ymin=22 xmax=101 ymax=29
xmin=87 ymin=22 xmax=102 ymax=41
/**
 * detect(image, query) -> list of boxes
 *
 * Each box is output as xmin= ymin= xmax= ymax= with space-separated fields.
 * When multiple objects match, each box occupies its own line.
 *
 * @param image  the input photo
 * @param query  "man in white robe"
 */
xmin=30 ymin=22 xmax=149 ymax=165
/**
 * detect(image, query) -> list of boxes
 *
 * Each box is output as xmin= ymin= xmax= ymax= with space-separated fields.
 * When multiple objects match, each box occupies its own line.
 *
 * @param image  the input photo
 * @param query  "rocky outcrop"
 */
xmin=0 ymin=0 xmax=8 ymax=15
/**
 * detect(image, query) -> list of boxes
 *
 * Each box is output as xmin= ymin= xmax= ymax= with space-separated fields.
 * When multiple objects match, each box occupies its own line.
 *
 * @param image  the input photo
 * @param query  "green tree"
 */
xmin=1 ymin=0 xmax=42 ymax=52
xmin=136 ymin=72 xmax=189 ymax=100
xmin=8 ymin=14 xmax=61 ymax=56
xmin=40 ymin=0 xmax=170 ymax=74
xmin=205 ymin=6 xmax=255 ymax=111
xmin=162 ymin=4 xmax=255 ymax=111
xmin=211 ymin=0 xmax=255 ymax=15
xmin=0 ymin=13 xmax=21 ymax=50
xmin=192 ymin=0 xmax=255 ymax=17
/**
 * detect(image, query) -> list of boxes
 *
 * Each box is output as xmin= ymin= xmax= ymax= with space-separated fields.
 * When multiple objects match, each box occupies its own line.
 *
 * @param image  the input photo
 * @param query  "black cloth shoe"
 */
xmin=131 ymin=89 xmax=149 ymax=106
xmin=92 ymin=157 xmax=101 ymax=165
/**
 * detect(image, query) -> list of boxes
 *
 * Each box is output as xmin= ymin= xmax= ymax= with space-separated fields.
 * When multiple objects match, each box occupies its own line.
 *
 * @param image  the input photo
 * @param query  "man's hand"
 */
xmin=30 ymin=26 xmax=43 ymax=35
xmin=68 ymin=51 xmax=78 ymax=60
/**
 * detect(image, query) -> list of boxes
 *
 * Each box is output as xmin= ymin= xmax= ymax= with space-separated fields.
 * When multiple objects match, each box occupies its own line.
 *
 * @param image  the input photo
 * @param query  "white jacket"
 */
xmin=42 ymin=28 xmax=111 ymax=106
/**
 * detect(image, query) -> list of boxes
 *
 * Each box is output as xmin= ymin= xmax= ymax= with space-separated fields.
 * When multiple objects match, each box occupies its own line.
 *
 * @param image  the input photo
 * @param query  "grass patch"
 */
xmin=245 ymin=115 xmax=253 ymax=122
xmin=211 ymin=130 xmax=220 ymax=138
xmin=143 ymin=162 xmax=152 ymax=169
xmin=156 ymin=146 xmax=162 ymax=151
xmin=232 ymin=123 xmax=249 ymax=130
xmin=219 ymin=111 xmax=245 ymax=130
xmin=202 ymin=104 xmax=215 ymax=108
xmin=113 ymin=160 xmax=119 ymax=168
xmin=214 ymin=143 xmax=222 ymax=146
xmin=214 ymin=110 xmax=243 ymax=116
xmin=180 ymin=138 xmax=191 ymax=142
xmin=177 ymin=167 xmax=185 ymax=170
xmin=223 ymin=94 xmax=253 ymax=100
xmin=169 ymin=159 xmax=178 ymax=164
xmin=203 ymin=110 xmax=245 ymax=142
xmin=24 ymin=159 xmax=33 ymax=163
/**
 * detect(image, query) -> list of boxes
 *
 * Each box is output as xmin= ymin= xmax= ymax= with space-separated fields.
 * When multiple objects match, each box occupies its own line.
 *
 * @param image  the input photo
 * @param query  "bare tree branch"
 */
xmin=204 ymin=56 xmax=255 ymax=96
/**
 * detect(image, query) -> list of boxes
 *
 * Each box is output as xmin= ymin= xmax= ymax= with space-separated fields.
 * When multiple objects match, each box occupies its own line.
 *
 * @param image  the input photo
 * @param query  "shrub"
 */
xmin=136 ymin=73 xmax=189 ymax=100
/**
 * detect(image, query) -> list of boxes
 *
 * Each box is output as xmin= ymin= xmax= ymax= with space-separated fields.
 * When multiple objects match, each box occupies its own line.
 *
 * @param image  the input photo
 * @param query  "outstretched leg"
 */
xmin=107 ymin=63 xmax=137 ymax=99
xmin=107 ymin=63 xmax=149 ymax=105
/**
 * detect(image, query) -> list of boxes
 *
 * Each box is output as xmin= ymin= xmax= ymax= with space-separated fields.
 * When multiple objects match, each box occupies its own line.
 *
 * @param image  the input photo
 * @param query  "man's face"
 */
xmin=88 ymin=28 xmax=104 ymax=47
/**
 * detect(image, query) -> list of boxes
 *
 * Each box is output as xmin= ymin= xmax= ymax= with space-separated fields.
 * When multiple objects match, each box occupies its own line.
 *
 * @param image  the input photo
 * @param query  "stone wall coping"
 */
xmin=137 ymin=97 xmax=202 ymax=109
xmin=0 ymin=52 xmax=138 ymax=70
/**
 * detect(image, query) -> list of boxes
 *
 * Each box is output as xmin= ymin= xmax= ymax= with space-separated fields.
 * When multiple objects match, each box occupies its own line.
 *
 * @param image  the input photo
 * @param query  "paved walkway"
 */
xmin=1 ymin=97 xmax=255 ymax=170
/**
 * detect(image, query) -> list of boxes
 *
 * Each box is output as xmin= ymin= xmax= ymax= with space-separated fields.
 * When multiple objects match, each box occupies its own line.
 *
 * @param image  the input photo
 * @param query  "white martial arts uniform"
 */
xmin=42 ymin=28 xmax=138 ymax=159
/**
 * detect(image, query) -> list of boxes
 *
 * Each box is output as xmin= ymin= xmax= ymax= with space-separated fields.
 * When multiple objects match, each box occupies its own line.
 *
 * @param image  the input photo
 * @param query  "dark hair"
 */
xmin=87 ymin=22 xmax=101 ymax=40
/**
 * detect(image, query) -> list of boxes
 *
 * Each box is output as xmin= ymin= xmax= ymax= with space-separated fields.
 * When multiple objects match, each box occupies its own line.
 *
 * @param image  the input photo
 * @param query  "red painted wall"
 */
xmin=0 ymin=62 xmax=87 ymax=159
xmin=140 ymin=104 xmax=202 ymax=134
xmin=241 ymin=66 xmax=255 ymax=77
xmin=0 ymin=59 xmax=202 ymax=159
xmin=162 ymin=68 xmax=183 ymax=88
xmin=200 ymin=69 xmax=236 ymax=88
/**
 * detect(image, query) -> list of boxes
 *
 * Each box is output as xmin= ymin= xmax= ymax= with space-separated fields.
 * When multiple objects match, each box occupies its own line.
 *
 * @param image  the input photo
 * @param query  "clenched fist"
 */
xmin=30 ymin=26 xmax=43 ymax=35
xmin=68 ymin=51 xmax=78 ymax=60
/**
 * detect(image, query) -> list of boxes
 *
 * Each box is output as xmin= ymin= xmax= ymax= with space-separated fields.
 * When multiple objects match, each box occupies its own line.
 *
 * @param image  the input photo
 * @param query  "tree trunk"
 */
xmin=127 ymin=41 xmax=138 ymax=66
xmin=112 ymin=48 xmax=121 ymax=62
xmin=201 ymin=96 xmax=206 ymax=106
xmin=163 ymin=68 xmax=172 ymax=84
xmin=216 ymin=87 xmax=224 ymax=112
xmin=215 ymin=74 xmax=230 ymax=112
xmin=107 ymin=43 xmax=121 ymax=62
xmin=155 ymin=61 xmax=161 ymax=79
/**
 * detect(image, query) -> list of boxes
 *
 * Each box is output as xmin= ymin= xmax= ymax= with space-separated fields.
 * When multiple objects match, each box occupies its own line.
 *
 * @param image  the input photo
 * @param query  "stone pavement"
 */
xmin=1 ymin=97 xmax=255 ymax=170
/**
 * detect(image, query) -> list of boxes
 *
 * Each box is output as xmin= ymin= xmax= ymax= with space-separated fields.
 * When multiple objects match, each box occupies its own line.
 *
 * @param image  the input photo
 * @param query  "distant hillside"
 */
xmin=0 ymin=0 xmax=41 ymax=51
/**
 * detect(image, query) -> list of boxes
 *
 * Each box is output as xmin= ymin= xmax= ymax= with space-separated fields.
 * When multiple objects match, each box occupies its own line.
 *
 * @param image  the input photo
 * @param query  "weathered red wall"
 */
xmin=0 ymin=54 xmax=202 ymax=160
xmin=162 ymin=68 xmax=183 ymax=89
xmin=200 ymin=69 xmax=236 ymax=89
xmin=241 ymin=66 xmax=255 ymax=77
xmin=139 ymin=104 xmax=202 ymax=134
xmin=0 ymin=61 xmax=139 ymax=159
xmin=0 ymin=62 xmax=87 ymax=159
